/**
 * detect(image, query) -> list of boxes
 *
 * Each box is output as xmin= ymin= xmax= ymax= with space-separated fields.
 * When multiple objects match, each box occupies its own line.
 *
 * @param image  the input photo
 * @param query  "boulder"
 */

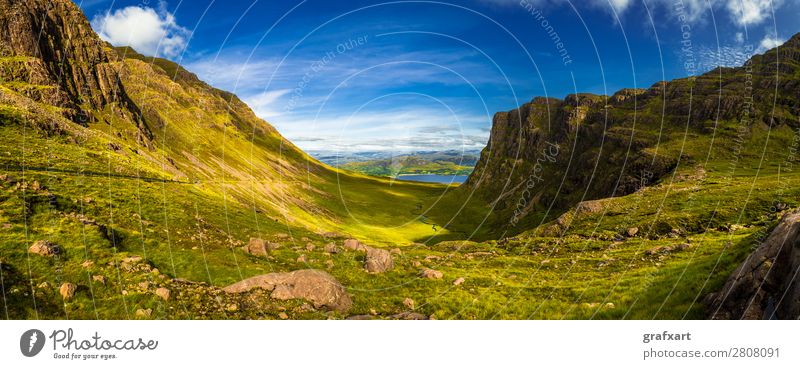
xmin=59 ymin=283 xmax=76 ymax=300
xmin=223 ymin=269 xmax=352 ymax=312
xmin=343 ymin=239 xmax=366 ymax=251
xmin=29 ymin=240 xmax=60 ymax=256
xmin=135 ymin=308 xmax=152 ymax=318
xmin=626 ymin=227 xmax=639 ymax=237
xmin=364 ymin=247 xmax=393 ymax=273
xmin=323 ymin=242 xmax=339 ymax=254
xmin=420 ymin=269 xmax=443 ymax=279
xmin=155 ymin=287 xmax=171 ymax=301
xmin=708 ymin=210 xmax=800 ymax=319
xmin=453 ymin=277 xmax=466 ymax=286
xmin=243 ymin=238 xmax=269 ymax=256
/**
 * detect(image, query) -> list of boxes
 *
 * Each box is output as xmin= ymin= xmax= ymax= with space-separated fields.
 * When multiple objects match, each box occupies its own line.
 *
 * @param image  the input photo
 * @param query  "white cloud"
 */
xmin=725 ymin=0 xmax=782 ymax=26
xmin=757 ymin=34 xmax=785 ymax=52
xmin=243 ymin=89 xmax=292 ymax=120
xmin=91 ymin=3 xmax=190 ymax=58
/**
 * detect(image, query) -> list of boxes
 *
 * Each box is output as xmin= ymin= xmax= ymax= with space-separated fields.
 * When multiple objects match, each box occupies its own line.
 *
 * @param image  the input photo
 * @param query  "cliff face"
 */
xmin=708 ymin=210 xmax=800 ymax=319
xmin=458 ymin=33 xmax=800 ymax=234
xmin=0 ymin=0 xmax=148 ymax=137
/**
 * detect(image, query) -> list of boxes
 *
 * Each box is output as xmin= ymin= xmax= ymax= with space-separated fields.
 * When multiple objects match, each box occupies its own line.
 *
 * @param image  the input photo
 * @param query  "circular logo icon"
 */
xmin=20 ymin=329 xmax=45 ymax=357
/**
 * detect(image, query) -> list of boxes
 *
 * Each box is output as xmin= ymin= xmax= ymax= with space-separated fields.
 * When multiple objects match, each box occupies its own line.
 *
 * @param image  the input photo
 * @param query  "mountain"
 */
xmin=1 ymin=0 xmax=799 ymax=320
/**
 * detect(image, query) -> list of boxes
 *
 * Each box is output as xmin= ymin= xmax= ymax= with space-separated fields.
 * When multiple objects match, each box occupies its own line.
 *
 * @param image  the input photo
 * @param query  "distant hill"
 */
xmin=334 ymin=151 xmax=479 ymax=177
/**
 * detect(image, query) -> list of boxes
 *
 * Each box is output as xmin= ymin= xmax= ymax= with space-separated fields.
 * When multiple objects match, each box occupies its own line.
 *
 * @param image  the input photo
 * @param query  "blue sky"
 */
xmin=76 ymin=0 xmax=800 ymax=153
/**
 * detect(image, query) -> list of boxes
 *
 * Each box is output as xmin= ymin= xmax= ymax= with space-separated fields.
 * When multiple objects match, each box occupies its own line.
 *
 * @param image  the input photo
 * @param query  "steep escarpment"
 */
xmin=708 ymin=210 xmax=800 ymax=319
xmin=0 ymin=0 xmax=149 ymax=138
xmin=450 ymin=33 xmax=800 ymax=237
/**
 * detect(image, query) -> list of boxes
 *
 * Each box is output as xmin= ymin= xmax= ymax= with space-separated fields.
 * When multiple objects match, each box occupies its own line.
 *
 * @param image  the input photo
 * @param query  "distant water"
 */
xmin=396 ymin=174 xmax=468 ymax=184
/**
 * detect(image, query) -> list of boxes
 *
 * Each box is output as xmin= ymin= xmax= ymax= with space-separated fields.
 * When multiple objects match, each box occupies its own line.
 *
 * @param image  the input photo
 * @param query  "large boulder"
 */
xmin=364 ymin=247 xmax=393 ymax=273
xmin=223 ymin=269 xmax=352 ymax=312
xmin=708 ymin=210 xmax=800 ymax=319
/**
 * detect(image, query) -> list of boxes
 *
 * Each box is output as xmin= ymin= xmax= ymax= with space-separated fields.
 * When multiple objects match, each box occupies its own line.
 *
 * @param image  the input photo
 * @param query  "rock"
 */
xmin=708 ymin=210 xmax=800 ymax=319
xmin=37 ymin=282 xmax=49 ymax=289
xmin=390 ymin=248 xmax=402 ymax=255
xmin=135 ymin=308 xmax=152 ymax=318
xmin=305 ymin=243 xmax=315 ymax=251
xmin=420 ymin=268 xmax=443 ymax=279
xmin=223 ymin=269 xmax=352 ymax=312
xmin=346 ymin=315 xmax=374 ymax=320
xmin=626 ymin=227 xmax=639 ymax=237
xmin=403 ymin=297 xmax=415 ymax=309
xmin=343 ymin=238 xmax=365 ymax=251
xmin=81 ymin=260 xmax=94 ymax=268
xmin=59 ymin=283 xmax=76 ymax=300
xmin=243 ymin=238 xmax=269 ymax=256
xmin=92 ymin=275 xmax=106 ymax=285
xmin=644 ymin=243 xmax=690 ymax=256
xmin=412 ymin=261 xmax=422 ymax=267
xmin=364 ymin=247 xmax=393 ymax=273
xmin=226 ymin=303 xmax=238 ymax=312
xmin=323 ymin=242 xmax=339 ymax=254
xmin=138 ymin=281 xmax=150 ymax=290
xmin=155 ymin=287 xmax=171 ymax=301
xmin=390 ymin=312 xmax=428 ymax=320
xmin=296 ymin=254 xmax=307 ymax=263
xmin=453 ymin=277 xmax=465 ymax=286
xmin=29 ymin=240 xmax=60 ymax=256
xmin=278 ymin=312 xmax=289 ymax=319
xmin=325 ymin=259 xmax=335 ymax=269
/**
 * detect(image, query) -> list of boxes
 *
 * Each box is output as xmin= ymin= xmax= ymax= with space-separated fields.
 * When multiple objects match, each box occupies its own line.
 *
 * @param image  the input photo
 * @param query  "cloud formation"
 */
xmin=91 ymin=3 xmax=190 ymax=58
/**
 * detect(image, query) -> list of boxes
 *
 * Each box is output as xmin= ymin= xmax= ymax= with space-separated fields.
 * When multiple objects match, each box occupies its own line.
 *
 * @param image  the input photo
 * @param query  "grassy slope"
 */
xmin=2 ymin=34 xmax=799 ymax=319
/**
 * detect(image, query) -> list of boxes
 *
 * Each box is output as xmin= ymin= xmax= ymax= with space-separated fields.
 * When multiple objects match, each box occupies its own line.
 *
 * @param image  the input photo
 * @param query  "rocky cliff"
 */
xmin=708 ymin=210 xmax=800 ymax=319
xmin=0 ymin=0 xmax=149 ymax=138
xmin=456 ymin=33 xmax=800 ymax=235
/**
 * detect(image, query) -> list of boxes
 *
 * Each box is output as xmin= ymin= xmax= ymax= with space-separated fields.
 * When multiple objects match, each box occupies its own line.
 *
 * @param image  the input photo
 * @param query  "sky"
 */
xmin=75 ymin=0 xmax=800 ymax=154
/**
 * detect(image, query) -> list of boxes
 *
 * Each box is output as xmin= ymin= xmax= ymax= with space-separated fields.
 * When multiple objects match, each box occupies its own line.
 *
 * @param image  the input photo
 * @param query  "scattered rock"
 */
xmin=81 ymin=260 xmax=94 ymax=268
xmin=364 ymin=247 xmax=393 ymax=273
xmin=226 ymin=303 xmax=238 ymax=312
xmin=412 ymin=261 xmax=422 ymax=267
xmin=305 ymin=243 xmax=315 ymax=251
xmin=59 ymin=283 xmax=76 ymax=300
xmin=296 ymin=254 xmax=307 ymax=263
xmin=346 ymin=315 xmax=374 ymax=320
xmin=278 ymin=312 xmax=289 ymax=319
xmin=243 ymin=238 xmax=269 ymax=256
xmin=155 ymin=287 xmax=171 ymax=301
xmin=626 ymin=227 xmax=639 ymax=237
xmin=343 ymin=239 xmax=366 ymax=251
xmin=403 ymin=297 xmax=415 ymax=309
xmin=420 ymin=269 xmax=443 ymax=279
xmin=453 ymin=277 xmax=465 ymax=286
xmin=390 ymin=312 xmax=428 ymax=320
xmin=92 ymin=275 xmax=106 ymax=285
xmin=223 ymin=269 xmax=352 ymax=312
xmin=135 ymin=308 xmax=152 ymax=318
xmin=644 ymin=243 xmax=690 ymax=256
xmin=29 ymin=240 xmax=60 ymax=256
xmin=325 ymin=259 xmax=335 ymax=269
xmin=323 ymin=242 xmax=339 ymax=254
xmin=37 ymin=282 xmax=49 ymax=289
xmin=390 ymin=248 xmax=402 ymax=255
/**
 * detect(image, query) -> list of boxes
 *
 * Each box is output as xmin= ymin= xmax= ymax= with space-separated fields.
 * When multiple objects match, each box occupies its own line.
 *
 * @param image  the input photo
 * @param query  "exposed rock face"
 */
xmin=0 ymin=0 xmax=149 ymax=136
xmin=29 ymin=240 xmax=60 ymax=256
xmin=364 ymin=246 xmax=393 ymax=273
xmin=456 ymin=33 xmax=800 ymax=236
xmin=708 ymin=210 xmax=800 ymax=319
xmin=223 ymin=269 xmax=352 ymax=312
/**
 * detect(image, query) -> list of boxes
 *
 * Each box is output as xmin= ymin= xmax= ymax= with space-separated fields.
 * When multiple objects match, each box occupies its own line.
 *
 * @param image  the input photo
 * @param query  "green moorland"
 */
xmin=340 ymin=153 xmax=476 ymax=177
xmin=1 ymin=0 xmax=800 ymax=320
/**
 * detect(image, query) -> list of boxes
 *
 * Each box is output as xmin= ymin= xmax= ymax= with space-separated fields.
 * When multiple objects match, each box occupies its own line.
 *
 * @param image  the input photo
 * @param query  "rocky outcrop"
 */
xmin=0 ymin=0 xmax=150 ymax=138
xmin=708 ymin=210 xmax=800 ymax=319
xmin=223 ymin=269 xmax=352 ymax=312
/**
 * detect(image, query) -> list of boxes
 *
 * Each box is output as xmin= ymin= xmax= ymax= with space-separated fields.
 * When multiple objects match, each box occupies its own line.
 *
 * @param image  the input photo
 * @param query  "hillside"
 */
xmin=339 ymin=151 xmax=478 ymax=177
xmin=1 ymin=0 xmax=799 ymax=320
